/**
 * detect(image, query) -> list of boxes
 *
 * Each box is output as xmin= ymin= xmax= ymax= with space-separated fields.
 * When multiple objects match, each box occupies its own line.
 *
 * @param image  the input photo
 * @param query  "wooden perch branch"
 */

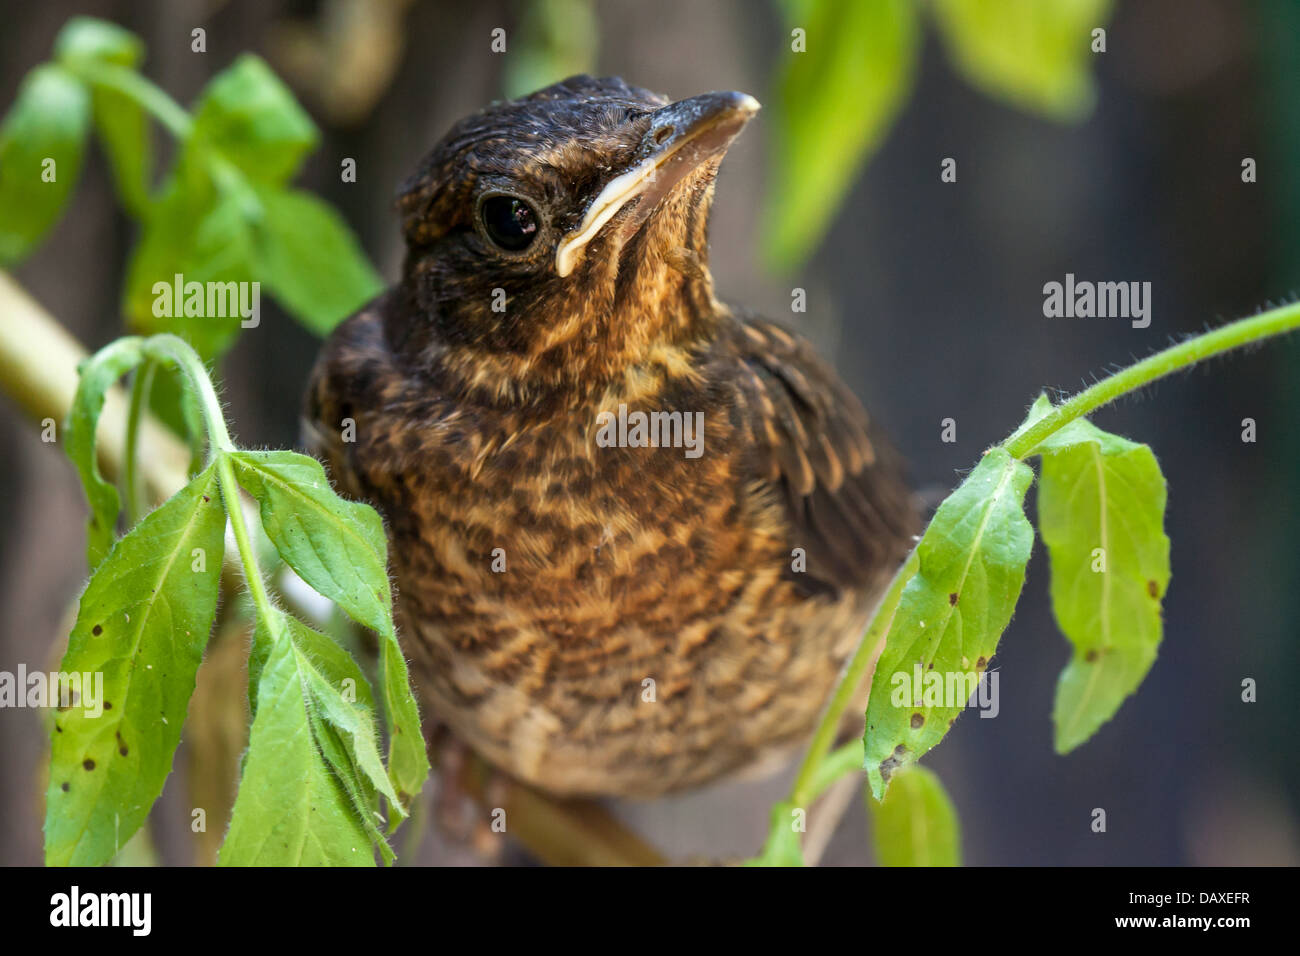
xmin=0 ymin=272 xmax=190 ymax=502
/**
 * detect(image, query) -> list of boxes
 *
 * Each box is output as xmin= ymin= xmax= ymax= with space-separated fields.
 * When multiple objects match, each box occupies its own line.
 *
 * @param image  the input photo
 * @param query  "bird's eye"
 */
xmin=479 ymin=194 xmax=540 ymax=252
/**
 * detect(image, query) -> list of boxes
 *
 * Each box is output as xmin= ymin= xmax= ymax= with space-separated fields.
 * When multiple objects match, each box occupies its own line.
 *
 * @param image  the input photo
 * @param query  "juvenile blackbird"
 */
xmin=304 ymin=76 xmax=917 ymax=797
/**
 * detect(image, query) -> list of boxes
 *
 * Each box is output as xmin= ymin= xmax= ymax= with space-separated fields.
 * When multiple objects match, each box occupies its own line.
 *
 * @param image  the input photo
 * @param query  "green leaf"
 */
xmin=1029 ymin=396 xmax=1171 ymax=753
xmin=53 ymin=17 xmax=144 ymax=67
xmin=286 ymin=613 xmax=397 ymax=816
xmin=44 ymin=464 xmax=225 ymax=866
xmin=93 ymin=84 xmax=153 ymax=217
xmin=219 ymin=612 xmax=376 ymax=866
xmin=229 ymin=451 xmax=393 ymax=637
xmin=190 ymin=55 xmax=318 ymax=185
xmin=247 ymin=601 xmax=376 ymax=721
xmin=239 ymin=607 xmax=398 ymax=863
xmin=864 ymin=447 xmax=1034 ymax=800
xmin=807 ymin=741 xmax=865 ymax=800
xmin=122 ymin=160 xmax=258 ymax=359
xmin=762 ymin=0 xmax=919 ymax=270
xmin=106 ymin=51 xmax=375 ymax=354
xmin=0 ymin=64 xmax=92 ymax=265
xmin=228 ymin=450 xmax=429 ymax=812
xmin=374 ymin=637 xmax=428 ymax=817
xmin=930 ymin=0 xmax=1112 ymax=121
xmin=145 ymin=362 xmax=207 ymax=470
xmin=747 ymin=801 xmax=807 ymax=867
xmin=254 ymin=187 xmax=383 ymax=335
xmin=53 ymin=19 xmax=152 ymax=215
xmin=868 ymin=765 xmax=962 ymax=866
xmin=64 ymin=339 xmax=145 ymax=568
xmin=308 ymin=714 xmax=393 ymax=863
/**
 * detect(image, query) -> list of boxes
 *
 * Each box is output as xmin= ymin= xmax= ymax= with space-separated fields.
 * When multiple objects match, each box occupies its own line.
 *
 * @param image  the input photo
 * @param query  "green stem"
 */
xmin=788 ymin=550 xmax=917 ymax=809
xmin=65 ymin=60 xmax=262 ymax=218
xmin=141 ymin=334 xmax=232 ymax=454
xmin=1003 ymin=300 xmax=1300 ymax=459
xmin=777 ymin=296 xmax=1300 ymax=840
xmin=136 ymin=334 xmax=276 ymax=625
xmin=123 ymin=359 xmax=154 ymax=525
xmin=67 ymin=60 xmax=192 ymax=138
xmin=216 ymin=452 xmax=275 ymax=627
xmin=806 ymin=741 xmax=866 ymax=802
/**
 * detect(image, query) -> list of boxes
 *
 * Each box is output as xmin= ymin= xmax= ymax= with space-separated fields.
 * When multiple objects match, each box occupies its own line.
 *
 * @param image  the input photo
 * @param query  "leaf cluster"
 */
xmin=46 ymin=334 xmax=428 ymax=866
xmin=0 ymin=18 xmax=381 ymax=360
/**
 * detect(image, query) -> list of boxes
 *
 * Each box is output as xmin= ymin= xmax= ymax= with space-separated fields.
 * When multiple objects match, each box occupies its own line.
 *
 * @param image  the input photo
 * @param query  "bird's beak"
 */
xmin=555 ymin=90 xmax=760 ymax=277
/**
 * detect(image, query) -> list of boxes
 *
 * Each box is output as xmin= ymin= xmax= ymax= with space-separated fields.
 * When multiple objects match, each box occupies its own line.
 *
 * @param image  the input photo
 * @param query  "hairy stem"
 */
xmin=1003 ymin=300 xmax=1300 ymax=458
xmin=215 ymin=452 xmax=275 ymax=628
xmin=123 ymin=359 xmax=154 ymax=525
xmin=789 ymin=551 xmax=916 ymax=810
xmin=140 ymin=334 xmax=233 ymax=453
xmin=135 ymin=334 xmax=276 ymax=628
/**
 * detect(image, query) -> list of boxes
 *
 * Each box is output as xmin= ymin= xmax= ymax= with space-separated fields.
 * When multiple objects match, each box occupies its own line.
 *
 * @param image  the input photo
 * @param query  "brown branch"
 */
xmin=462 ymin=755 xmax=667 ymax=866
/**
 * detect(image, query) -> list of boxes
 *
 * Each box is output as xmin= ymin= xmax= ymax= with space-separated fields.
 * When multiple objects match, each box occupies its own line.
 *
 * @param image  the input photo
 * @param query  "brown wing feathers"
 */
xmin=731 ymin=316 xmax=916 ymax=598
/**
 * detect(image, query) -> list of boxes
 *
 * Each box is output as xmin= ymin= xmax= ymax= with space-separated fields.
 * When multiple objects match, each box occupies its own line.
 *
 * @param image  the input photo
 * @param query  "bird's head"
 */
xmin=393 ymin=75 xmax=759 ymax=403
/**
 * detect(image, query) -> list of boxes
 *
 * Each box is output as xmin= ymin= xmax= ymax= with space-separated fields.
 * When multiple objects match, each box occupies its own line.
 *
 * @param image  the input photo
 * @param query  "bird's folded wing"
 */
xmin=301 ymin=300 xmax=392 ymax=501
xmin=728 ymin=315 xmax=917 ymax=598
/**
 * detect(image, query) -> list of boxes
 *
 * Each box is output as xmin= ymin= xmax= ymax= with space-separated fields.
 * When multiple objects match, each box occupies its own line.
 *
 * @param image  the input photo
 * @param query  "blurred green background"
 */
xmin=1 ymin=0 xmax=1297 ymax=865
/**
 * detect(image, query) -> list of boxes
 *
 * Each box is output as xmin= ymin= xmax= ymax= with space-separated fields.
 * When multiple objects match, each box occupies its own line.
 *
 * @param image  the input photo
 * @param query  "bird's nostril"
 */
xmin=652 ymin=125 xmax=675 ymax=145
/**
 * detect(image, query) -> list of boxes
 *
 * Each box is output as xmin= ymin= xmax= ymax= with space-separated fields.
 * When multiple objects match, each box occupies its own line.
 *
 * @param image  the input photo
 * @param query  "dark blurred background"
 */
xmin=2 ymin=0 xmax=1297 ymax=865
